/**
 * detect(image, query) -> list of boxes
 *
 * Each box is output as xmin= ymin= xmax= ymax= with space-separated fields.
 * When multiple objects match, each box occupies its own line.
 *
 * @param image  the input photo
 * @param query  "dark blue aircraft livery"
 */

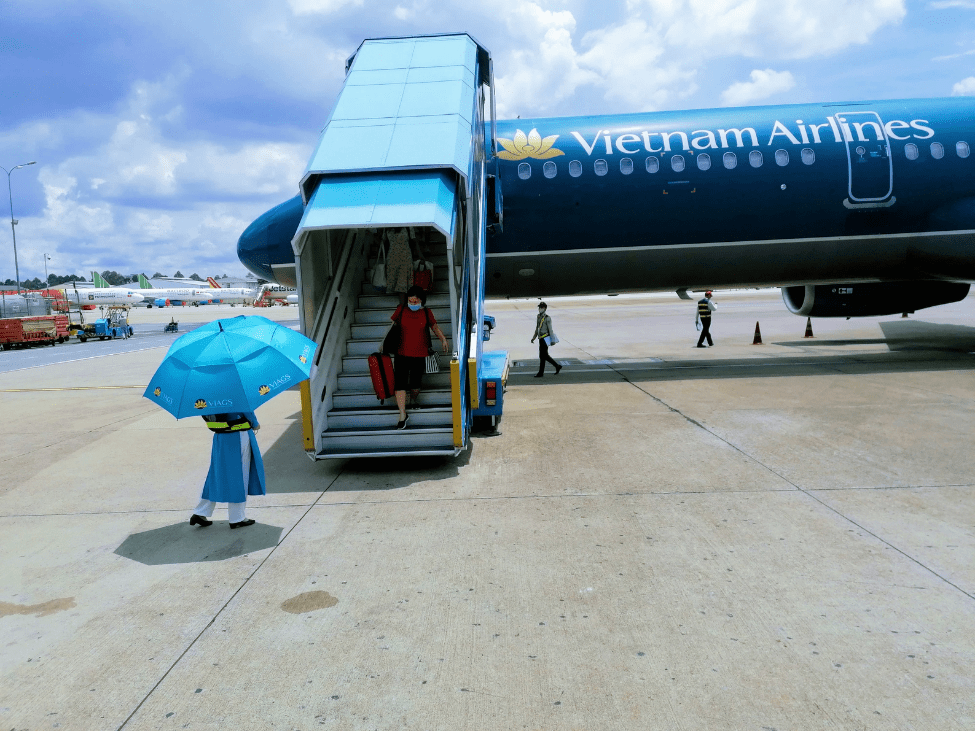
xmin=238 ymin=97 xmax=975 ymax=318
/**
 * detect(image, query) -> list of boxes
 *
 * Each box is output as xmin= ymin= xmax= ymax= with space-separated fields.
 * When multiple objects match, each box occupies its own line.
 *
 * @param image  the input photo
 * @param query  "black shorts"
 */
xmin=394 ymin=354 xmax=425 ymax=391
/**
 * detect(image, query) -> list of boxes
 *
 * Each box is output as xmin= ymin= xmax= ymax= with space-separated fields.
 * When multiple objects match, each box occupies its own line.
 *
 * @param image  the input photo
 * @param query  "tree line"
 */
xmin=2 ymin=270 xmax=208 ymax=289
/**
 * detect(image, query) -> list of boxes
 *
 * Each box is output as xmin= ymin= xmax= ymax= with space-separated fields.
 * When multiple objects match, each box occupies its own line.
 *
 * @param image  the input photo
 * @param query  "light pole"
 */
xmin=2 ymin=161 xmax=36 ymax=294
xmin=43 ymin=253 xmax=51 ymax=286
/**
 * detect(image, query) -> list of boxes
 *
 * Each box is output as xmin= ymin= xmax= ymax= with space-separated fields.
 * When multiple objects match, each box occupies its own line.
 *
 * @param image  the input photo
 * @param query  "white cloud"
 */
xmin=952 ymin=76 xmax=975 ymax=95
xmin=287 ymin=0 xmax=364 ymax=15
xmin=721 ymin=69 xmax=796 ymax=106
xmin=929 ymin=1 xmax=975 ymax=8
xmin=630 ymin=0 xmax=906 ymax=58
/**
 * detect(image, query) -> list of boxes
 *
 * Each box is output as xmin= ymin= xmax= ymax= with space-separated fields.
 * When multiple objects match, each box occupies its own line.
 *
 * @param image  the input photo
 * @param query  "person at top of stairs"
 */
xmin=392 ymin=285 xmax=449 ymax=429
xmin=385 ymin=227 xmax=414 ymax=307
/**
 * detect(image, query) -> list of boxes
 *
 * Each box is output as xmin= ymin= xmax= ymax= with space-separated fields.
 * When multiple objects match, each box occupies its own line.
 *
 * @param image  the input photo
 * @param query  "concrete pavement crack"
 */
xmin=114 ymin=464 xmax=347 ymax=731
xmin=565 ymin=339 xmax=975 ymax=605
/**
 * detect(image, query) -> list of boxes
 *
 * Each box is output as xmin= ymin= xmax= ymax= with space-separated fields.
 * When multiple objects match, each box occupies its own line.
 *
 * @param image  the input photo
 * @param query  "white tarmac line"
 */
xmin=0 ymin=345 xmax=167 ymax=374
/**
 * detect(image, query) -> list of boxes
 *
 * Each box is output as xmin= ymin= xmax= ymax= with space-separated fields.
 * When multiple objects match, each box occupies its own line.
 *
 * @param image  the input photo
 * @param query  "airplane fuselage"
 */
xmin=236 ymin=96 xmax=975 ymax=315
xmin=486 ymin=98 xmax=975 ymax=297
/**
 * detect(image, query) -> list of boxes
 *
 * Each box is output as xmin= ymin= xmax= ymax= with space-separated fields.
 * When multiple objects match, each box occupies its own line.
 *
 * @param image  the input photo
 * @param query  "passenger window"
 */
xmin=958 ymin=141 xmax=971 ymax=159
xmin=697 ymin=153 xmax=711 ymax=171
xmin=749 ymin=150 xmax=763 ymax=168
xmin=931 ymin=142 xmax=945 ymax=160
xmin=569 ymin=160 xmax=582 ymax=177
xmin=543 ymin=161 xmax=557 ymax=179
xmin=594 ymin=159 xmax=608 ymax=176
xmin=671 ymin=155 xmax=685 ymax=172
xmin=723 ymin=152 xmax=737 ymax=169
xmin=646 ymin=157 xmax=660 ymax=173
xmin=775 ymin=149 xmax=789 ymax=166
xmin=620 ymin=158 xmax=633 ymax=175
xmin=905 ymin=143 xmax=919 ymax=161
xmin=801 ymin=148 xmax=815 ymax=165
xmin=517 ymin=163 xmax=531 ymax=180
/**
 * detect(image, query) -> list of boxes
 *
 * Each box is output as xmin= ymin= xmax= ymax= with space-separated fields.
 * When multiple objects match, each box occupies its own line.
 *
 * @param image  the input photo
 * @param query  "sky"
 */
xmin=2 ymin=0 xmax=975 ymax=282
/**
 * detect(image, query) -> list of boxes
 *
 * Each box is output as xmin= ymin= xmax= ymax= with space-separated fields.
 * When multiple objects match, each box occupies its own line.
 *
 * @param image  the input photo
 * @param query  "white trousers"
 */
xmin=194 ymin=498 xmax=246 ymax=523
xmin=194 ymin=432 xmax=251 ymax=523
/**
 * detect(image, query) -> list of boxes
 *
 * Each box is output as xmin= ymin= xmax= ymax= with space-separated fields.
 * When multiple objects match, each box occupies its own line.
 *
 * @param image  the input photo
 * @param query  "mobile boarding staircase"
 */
xmin=292 ymin=34 xmax=507 ymax=459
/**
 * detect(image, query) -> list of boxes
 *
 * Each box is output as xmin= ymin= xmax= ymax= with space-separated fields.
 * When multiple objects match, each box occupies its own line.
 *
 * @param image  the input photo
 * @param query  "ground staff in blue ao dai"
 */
xmin=190 ymin=411 xmax=266 ymax=529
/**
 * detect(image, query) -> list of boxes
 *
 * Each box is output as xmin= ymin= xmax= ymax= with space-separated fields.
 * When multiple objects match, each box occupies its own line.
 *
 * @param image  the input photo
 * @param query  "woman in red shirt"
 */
xmin=391 ymin=285 xmax=449 ymax=429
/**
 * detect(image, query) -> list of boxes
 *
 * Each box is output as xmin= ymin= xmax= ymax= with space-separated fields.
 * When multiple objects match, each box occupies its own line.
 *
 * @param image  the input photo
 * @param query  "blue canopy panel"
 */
xmin=297 ymin=171 xmax=457 ymax=244
xmin=300 ymin=34 xmax=488 ymax=204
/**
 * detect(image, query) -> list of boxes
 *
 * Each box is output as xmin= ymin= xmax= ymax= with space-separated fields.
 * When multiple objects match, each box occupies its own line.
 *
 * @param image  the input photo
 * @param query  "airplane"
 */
xmin=204 ymin=277 xmax=260 ymax=304
xmin=236 ymin=93 xmax=975 ymax=320
xmin=135 ymin=274 xmax=215 ymax=307
xmin=52 ymin=280 xmax=145 ymax=309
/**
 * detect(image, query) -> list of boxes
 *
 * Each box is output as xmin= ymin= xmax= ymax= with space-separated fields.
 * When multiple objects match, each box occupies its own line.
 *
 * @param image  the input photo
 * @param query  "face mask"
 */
xmin=408 ymin=303 xmax=422 ymax=311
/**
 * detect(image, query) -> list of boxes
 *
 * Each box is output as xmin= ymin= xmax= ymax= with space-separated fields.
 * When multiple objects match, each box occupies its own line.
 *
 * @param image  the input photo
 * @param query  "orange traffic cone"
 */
xmin=752 ymin=321 xmax=763 ymax=345
xmin=804 ymin=317 xmax=814 ymax=338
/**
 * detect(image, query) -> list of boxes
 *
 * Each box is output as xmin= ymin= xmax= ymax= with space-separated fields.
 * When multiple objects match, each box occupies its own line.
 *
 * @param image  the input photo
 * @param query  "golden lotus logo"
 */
xmin=153 ymin=387 xmax=161 ymax=397
xmin=258 ymin=385 xmax=270 ymax=396
xmin=498 ymin=129 xmax=564 ymax=161
xmin=299 ymin=355 xmax=307 ymax=364
xmin=194 ymin=399 xmax=207 ymax=409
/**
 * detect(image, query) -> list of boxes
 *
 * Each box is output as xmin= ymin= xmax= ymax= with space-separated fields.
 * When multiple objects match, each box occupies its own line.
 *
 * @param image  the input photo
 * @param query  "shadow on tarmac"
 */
xmin=115 ymin=521 xmax=284 ymax=565
xmin=258 ymin=420 xmax=474 ymax=494
xmin=509 ymin=321 xmax=975 ymax=386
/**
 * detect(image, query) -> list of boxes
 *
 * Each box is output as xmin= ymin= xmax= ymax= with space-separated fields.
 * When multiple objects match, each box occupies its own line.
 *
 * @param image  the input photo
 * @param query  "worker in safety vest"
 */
xmin=695 ymin=291 xmax=716 ymax=347
xmin=189 ymin=412 xmax=266 ymax=529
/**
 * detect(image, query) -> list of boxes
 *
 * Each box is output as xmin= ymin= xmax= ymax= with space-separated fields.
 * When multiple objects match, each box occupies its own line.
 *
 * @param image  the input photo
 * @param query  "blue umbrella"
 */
xmin=143 ymin=315 xmax=316 ymax=418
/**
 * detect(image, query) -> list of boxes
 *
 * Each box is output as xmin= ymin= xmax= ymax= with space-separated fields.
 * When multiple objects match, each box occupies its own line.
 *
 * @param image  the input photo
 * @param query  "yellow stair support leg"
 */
xmin=468 ymin=357 xmax=479 ymax=409
xmin=300 ymin=380 xmax=315 ymax=452
xmin=450 ymin=357 xmax=463 ymax=447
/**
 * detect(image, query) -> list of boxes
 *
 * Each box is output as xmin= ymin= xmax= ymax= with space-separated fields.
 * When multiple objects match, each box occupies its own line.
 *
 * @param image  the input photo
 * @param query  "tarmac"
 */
xmin=2 ymin=293 xmax=974 ymax=730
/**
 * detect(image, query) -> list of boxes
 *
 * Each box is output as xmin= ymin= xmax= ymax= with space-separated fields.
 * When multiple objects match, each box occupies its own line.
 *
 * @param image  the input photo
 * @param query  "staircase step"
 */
xmin=355 ymin=306 xmax=451 ymax=325
xmin=326 ymin=407 xmax=452 ymax=430
xmin=360 ymin=280 xmax=450 ymax=296
xmin=338 ymin=370 xmax=451 ymax=393
xmin=341 ymin=352 xmax=449 ymax=375
xmin=351 ymin=323 xmax=454 ymax=340
xmin=317 ymin=446 xmax=460 ymax=459
xmin=346 ymin=337 xmax=453 ymax=356
xmin=332 ymin=387 xmax=451 ymax=410
xmin=319 ymin=426 xmax=455 ymax=453
xmin=357 ymin=292 xmax=450 ymax=309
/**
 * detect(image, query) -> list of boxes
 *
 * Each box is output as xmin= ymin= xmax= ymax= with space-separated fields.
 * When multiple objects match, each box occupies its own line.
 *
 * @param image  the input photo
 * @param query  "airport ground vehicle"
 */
xmin=0 ymin=314 xmax=69 ymax=349
xmin=76 ymin=307 xmax=133 ymax=342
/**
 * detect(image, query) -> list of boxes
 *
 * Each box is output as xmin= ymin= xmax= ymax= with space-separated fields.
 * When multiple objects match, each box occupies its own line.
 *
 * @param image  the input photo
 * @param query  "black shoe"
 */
xmin=190 ymin=514 xmax=212 ymax=527
xmin=554 ymin=364 xmax=562 ymax=375
xmin=696 ymin=344 xmax=706 ymax=348
xmin=534 ymin=373 xmax=543 ymax=378
xmin=229 ymin=519 xmax=256 ymax=529
xmin=396 ymin=415 xmax=409 ymax=429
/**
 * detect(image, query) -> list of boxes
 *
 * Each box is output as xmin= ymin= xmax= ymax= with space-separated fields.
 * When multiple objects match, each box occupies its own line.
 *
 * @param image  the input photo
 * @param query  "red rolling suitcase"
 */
xmin=368 ymin=352 xmax=395 ymax=404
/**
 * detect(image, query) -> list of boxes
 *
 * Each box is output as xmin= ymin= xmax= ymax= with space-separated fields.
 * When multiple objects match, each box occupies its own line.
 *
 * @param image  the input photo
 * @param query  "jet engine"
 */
xmin=781 ymin=281 xmax=970 ymax=318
